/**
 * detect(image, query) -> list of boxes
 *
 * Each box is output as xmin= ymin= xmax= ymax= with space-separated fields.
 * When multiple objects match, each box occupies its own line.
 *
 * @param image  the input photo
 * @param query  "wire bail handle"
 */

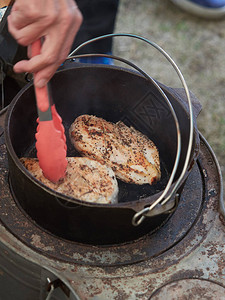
xmin=69 ymin=33 xmax=193 ymax=227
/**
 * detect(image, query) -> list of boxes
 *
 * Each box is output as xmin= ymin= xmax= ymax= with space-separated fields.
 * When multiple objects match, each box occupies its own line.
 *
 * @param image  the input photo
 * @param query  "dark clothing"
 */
xmin=72 ymin=0 xmax=119 ymax=54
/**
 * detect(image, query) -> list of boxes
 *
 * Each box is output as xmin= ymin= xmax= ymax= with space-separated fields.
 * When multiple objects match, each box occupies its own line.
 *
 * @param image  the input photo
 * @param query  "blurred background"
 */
xmin=114 ymin=0 xmax=225 ymax=198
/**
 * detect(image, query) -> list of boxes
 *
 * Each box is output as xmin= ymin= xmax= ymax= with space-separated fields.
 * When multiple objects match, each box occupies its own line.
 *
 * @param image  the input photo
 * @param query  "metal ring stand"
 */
xmin=69 ymin=33 xmax=194 ymax=226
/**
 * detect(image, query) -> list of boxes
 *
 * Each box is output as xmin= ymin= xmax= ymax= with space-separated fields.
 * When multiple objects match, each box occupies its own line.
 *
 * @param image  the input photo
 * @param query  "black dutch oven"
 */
xmin=5 ymin=61 xmax=201 ymax=245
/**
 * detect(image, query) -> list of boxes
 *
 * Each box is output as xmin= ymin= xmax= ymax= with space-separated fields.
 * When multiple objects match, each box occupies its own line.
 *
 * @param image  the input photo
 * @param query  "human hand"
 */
xmin=7 ymin=0 xmax=83 ymax=88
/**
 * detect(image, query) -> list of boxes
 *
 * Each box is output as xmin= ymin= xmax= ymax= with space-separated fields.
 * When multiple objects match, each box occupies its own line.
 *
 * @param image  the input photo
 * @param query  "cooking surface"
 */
xmin=0 ymin=127 xmax=224 ymax=298
xmin=23 ymin=132 xmax=170 ymax=205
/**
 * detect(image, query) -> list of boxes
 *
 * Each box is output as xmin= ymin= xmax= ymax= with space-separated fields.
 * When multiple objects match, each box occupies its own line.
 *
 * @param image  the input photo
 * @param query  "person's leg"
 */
xmin=72 ymin=0 xmax=119 ymax=64
xmin=170 ymin=0 xmax=225 ymax=18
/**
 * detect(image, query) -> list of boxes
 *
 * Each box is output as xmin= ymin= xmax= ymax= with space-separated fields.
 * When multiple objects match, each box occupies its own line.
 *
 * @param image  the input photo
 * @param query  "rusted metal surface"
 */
xmin=149 ymin=279 xmax=225 ymax=299
xmin=0 ymin=129 xmax=224 ymax=299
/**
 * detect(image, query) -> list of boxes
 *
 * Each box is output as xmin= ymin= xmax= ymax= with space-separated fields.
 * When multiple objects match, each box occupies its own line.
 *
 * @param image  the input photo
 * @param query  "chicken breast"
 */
xmin=69 ymin=115 xmax=161 ymax=185
xmin=20 ymin=157 xmax=118 ymax=204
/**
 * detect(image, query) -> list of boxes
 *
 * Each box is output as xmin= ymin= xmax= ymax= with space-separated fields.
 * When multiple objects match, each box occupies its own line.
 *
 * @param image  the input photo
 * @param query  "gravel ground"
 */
xmin=115 ymin=0 xmax=225 ymax=200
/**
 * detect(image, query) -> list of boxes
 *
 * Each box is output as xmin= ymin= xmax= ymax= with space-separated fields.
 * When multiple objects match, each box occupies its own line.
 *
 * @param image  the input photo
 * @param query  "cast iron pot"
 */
xmin=5 ymin=63 xmax=201 ymax=245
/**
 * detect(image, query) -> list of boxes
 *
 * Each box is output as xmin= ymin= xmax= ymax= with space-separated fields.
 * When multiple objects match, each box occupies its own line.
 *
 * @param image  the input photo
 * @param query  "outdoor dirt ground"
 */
xmin=115 ymin=0 xmax=225 ymax=201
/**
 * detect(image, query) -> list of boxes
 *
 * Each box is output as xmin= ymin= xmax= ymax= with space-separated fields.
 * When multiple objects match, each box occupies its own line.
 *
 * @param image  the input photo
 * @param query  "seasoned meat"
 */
xmin=20 ymin=157 xmax=118 ymax=204
xmin=69 ymin=115 xmax=161 ymax=185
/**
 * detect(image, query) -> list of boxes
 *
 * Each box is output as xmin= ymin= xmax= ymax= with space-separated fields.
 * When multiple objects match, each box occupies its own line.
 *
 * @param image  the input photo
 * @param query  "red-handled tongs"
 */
xmin=31 ymin=39 xmax=67 ymax=183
